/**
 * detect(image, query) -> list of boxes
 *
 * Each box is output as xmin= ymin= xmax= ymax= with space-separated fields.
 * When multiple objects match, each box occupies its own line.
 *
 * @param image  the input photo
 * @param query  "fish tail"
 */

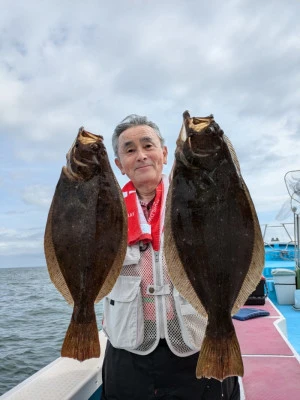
xmin=61 ymin=314 xmax=100 ymax=361
xmin=196 ymin=331 xmax=244 ymax=381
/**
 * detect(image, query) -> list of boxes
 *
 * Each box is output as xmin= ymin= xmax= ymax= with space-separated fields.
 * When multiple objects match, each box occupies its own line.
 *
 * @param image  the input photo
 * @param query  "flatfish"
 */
xmin=164 ymin=111 xmax=264 ymax=380
xmin=44 ymin=127 xmax=127 ymax=361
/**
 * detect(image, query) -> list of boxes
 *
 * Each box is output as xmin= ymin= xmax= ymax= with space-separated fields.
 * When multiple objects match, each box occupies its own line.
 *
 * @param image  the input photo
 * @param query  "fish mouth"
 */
xmin=183 ymin=111 xmax=214 ymax=133
xmin=66 ymin=127 xmax=105 ymax=177
xmin=77 ymin=127 xmax=104 ymax=145
xmin=67 ymin=127 xmax=104 ymax=157
xmin=180 ymin=111 xmax=223 ymax=157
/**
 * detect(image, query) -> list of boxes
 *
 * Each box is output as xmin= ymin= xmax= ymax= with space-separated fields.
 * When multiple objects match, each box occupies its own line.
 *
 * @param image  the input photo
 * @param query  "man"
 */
xmin=101 ymin=114 xmax=240 ymax=399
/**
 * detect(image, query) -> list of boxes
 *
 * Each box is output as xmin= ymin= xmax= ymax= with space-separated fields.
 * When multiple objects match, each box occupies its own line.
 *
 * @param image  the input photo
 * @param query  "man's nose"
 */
xmin=136 ymin=148 xmax=147 ymax=160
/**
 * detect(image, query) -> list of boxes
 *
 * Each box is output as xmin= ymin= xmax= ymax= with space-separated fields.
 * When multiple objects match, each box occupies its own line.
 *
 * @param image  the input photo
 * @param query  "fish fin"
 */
xmin=95 ymin=177 xmax=128 ymax=303
xmin=44 ymin=200 xmax=74 ymax=305
xmin=196 ymin=331 xmax=244 ymax=381
xmin=224 ymin=134 xmax=264 ymax=313
xmin=61 ymin=314 xmax=100 ymax=361
xmin=164 ymin=180 xmax=207 ymax=317
xmin=94 ymin=236 xmax=126 ymax=302
xmin=232 ymin=178 xmax=265 ymax=314
xmin=224 ymin=135 xmax=241 ymax=175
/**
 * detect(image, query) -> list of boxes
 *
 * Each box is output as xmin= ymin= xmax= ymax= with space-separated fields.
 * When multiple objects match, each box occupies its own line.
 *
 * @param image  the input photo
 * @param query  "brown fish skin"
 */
xmin=44 ymin=127 xmax=127 ymax=361
xmin=165 ymin=112 xmax=264 ymax=380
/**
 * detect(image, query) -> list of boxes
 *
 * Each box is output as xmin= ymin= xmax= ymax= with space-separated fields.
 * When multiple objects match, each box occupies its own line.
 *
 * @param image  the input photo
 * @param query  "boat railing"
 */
xmin=264 ymin=240 xmax=296 ymax=261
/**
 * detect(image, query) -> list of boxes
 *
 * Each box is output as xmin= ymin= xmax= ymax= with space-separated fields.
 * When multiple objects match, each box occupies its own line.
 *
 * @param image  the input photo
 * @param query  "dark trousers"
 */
xmin=102 ymin=340 xmax=240 ymax=400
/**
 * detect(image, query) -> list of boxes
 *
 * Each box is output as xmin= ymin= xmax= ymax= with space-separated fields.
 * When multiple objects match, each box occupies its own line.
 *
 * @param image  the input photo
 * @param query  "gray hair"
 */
xmin=112 ymin=114 xmax=165 ymax=158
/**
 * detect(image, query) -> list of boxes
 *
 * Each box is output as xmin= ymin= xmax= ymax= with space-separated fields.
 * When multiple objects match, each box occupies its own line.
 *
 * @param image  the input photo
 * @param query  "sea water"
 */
xmin=0 ymin=266 xmax=104 ymax=396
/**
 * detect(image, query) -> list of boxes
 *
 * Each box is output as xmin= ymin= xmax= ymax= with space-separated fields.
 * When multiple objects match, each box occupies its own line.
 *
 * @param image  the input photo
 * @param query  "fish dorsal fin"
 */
xmin=44 ymin=201 xmax=74 ymax=305
xmin=164 ymin=179 xmax=207 ymax=317
xmin=223 ymin=135 xmax=264 ymax=313
xmin=94 ymin=173 xmax=128 ymax=303
xmin=223 ymin=134 xmax=241 ymax=175
xmin=231 ymin=179 xmax=265 ymax=313
xmin=222 ymin=134 xmax=265 ymax=312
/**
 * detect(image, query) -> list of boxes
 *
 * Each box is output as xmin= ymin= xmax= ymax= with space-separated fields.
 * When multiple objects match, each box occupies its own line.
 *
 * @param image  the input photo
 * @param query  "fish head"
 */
xmin=175 ymin=111 xmax=225 ymax=169
xmin=66 ymin=127 xmax=107 ymax=180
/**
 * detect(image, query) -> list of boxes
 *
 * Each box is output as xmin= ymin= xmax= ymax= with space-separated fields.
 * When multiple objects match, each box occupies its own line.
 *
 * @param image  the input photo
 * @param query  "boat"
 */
xmin=2 ymin=222 xmax=300 ymax=400
xmin=1 ymin=332 xmax=106 ymax=400
xmin=237 ymin=222 xmax=300 ymax=399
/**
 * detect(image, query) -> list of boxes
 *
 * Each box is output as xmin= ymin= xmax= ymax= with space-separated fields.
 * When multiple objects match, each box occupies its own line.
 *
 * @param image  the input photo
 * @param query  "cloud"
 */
xmin=1 ymin=0 xmax=300 ymax=266
xmin=2 ymin=1 xmax=299 ymax=144
xmin=21 ymin=185 xmax=53 ymax=208
xmin=0 ymin=226 xmax=44 ymax=256
xmin=4 ymin=210 xmax=28 ymax=215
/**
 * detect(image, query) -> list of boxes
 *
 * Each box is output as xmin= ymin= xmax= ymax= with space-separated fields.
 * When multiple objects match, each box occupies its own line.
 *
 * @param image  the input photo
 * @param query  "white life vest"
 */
xmin=102 ymin=177 xmax=207 ymax=356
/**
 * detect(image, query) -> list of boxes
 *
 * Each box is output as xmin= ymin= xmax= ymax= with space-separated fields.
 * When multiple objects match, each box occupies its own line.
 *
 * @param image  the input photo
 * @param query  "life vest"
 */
xmin=102 ymin=175 xmax=207 ymax=356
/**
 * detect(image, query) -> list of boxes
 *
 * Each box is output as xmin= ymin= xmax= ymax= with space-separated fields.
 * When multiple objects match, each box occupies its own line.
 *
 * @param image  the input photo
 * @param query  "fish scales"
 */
xmin=164 ymin=112 xmax=264 ymax=380
xmin=44 ymin=127 xmax=127 ymax=361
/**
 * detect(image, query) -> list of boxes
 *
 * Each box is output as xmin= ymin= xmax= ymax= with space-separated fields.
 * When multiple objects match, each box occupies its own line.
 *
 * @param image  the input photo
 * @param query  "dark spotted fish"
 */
xmin=44 ymin=127 xmax=127 ymax=361
xmin=164 ymin=112 xmax=264 ymax=380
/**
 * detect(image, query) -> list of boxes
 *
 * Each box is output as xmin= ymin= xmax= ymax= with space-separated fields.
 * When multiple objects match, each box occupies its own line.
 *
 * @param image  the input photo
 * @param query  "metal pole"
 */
xmin=294 ymin=214 xmax=297 ymax=266
xmin=263 ymin=224 xmax=267 ymax=242
xmin=296 ymin=214 xmax=300 ymax=268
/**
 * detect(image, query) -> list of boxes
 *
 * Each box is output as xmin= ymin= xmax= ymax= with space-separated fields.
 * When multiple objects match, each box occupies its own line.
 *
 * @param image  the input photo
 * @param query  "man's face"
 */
xmin=115 ymin=125 xmax=168 ymax=189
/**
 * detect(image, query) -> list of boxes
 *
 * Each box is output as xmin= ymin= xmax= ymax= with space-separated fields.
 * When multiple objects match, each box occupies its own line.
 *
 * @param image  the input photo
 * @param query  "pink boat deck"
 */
xmin=234 ymin=299 xmax=300 ymax=399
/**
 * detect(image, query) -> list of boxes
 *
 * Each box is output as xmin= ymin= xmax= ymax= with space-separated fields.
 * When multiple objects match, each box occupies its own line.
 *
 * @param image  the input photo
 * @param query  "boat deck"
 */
xmin=268 ymin=286 xmax=300 ymax=354
xmin=235 ymin=298 xmax=300 ymax=400
xmin=2 ymin=299 xmax=300 ymax=399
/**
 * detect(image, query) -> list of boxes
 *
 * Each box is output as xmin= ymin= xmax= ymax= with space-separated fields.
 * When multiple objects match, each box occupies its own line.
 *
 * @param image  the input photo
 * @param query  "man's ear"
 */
xmin=115 ymin=158 xmax=125 ymax=175
xmin=163 ymin=146 xmax=168 ymax=165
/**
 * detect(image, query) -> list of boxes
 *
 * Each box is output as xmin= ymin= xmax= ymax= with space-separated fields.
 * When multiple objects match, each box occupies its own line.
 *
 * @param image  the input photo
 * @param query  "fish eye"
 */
xmin=90 ymin=143 xmax=100 ymax=150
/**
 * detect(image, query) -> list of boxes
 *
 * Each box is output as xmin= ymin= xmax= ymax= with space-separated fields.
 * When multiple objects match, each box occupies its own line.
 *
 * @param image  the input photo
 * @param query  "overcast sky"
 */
xmin=1 ymin=0 xmax=300 ymax=268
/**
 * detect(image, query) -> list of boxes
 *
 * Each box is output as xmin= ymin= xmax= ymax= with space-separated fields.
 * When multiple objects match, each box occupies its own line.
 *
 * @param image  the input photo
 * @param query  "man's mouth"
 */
xmin=136 ymin=165 xmax=152 ymax=170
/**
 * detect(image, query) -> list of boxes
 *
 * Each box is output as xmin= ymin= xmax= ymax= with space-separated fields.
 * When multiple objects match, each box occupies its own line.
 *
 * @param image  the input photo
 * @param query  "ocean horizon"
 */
xmin=0 ymin=266 xmax=104 ymax=396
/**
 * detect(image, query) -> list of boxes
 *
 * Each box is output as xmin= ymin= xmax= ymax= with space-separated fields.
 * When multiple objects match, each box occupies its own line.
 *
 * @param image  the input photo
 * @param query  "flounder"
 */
xmin=44 ymin=127 xmax=127 ymax=361
xmin=164 ymin=112 xmax=264 ymax=380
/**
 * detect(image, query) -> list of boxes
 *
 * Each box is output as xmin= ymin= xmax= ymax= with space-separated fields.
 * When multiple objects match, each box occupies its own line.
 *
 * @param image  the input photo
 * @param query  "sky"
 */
xmin=1 ymin=0 xmax=300 ymax=268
